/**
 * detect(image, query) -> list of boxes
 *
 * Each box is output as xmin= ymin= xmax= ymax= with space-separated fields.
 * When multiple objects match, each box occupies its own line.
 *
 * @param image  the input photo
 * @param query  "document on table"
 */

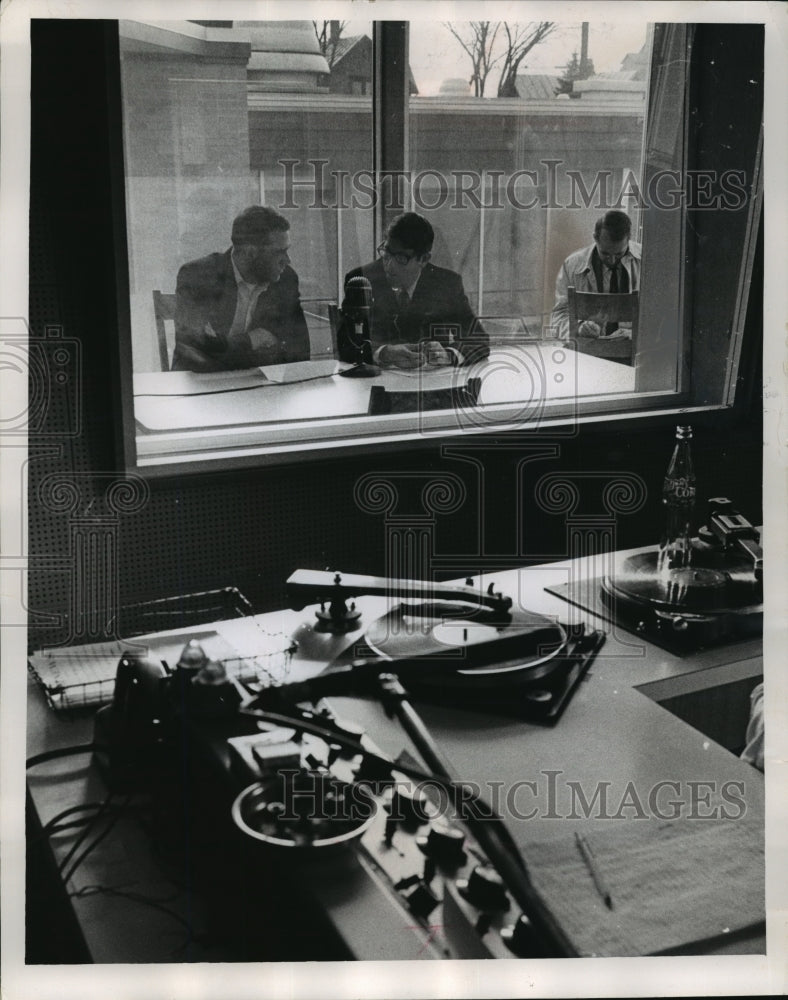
xmin=258 ymin=360 xmax=348 ymax=383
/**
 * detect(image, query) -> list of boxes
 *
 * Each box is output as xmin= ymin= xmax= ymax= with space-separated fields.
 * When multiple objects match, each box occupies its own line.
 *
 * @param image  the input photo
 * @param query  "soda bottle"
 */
xmin=659 ymin=425 xmax=696 ymax=572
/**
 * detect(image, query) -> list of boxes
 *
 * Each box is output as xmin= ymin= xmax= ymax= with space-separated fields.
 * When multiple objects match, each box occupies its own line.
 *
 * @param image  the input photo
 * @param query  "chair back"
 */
xmin=152 ymin=290 xmax=177 ymax=371
xmin=567 ymin=287 xmax=639 ymax=364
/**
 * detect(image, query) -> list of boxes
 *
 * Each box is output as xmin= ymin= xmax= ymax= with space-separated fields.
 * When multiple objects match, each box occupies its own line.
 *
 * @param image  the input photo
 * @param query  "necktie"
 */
xmin=605 ymin=265 xmax=627 ymax=334
xmin=395 ymin=288 xmax=409 ymax=313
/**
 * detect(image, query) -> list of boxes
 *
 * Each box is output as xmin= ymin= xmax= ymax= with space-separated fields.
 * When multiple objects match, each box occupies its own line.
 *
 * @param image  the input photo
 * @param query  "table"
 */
xmin=25 ymin=548 xmax=765 ymax=964
xmin=131 ymin=344 xmax=636 ymax=466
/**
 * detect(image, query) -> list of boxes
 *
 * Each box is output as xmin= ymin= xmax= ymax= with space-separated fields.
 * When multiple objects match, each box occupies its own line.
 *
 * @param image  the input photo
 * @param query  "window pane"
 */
xmin=408 ymin=21 xmax=651 ymax=361
xmin=119 ymin=19 xmax=373 ymax=372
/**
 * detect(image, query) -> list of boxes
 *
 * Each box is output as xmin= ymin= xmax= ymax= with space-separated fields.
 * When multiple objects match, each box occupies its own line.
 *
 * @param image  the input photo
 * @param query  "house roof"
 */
xmin=331 ymin=35 xmax=366 ymax=65
xmin=514 ymin=74 xmax=561 ymax=100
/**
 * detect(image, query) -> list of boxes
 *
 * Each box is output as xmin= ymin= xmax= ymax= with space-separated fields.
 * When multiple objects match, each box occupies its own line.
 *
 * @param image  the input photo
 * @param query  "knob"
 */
xmin=401 ymin=879 xmax=439 ymax=919
xmin=456 ymin=864 xmax=510 ymax=911
xmin=176 ymin=640 xmax=208 ymax=674
xmin=416 ymin=820 xmax=466 ymax=866
xmin=500 ymin=913 xmax=541 ymax=958
xmin=388 ymin=785 xmax=431 ymax=828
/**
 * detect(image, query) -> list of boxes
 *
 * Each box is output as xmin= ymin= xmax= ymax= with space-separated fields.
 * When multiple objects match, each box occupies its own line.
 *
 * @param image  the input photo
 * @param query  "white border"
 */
xmin=2 ymin=3 xmax=786 ymax=999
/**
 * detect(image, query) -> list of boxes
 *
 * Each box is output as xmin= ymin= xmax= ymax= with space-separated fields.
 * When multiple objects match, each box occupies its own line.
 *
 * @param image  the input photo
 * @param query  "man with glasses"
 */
xmin=338 ymin=212 xmax=487 ymax=369
xmin=550 ymin=209 xmax=641 ymax=340
xmin=171 ymin=205 xmax=310 ymax=371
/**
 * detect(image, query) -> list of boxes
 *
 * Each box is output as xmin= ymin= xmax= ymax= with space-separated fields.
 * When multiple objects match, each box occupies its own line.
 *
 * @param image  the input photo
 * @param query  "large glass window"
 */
xmin=115 ymin=18 xmax=761 ymax=475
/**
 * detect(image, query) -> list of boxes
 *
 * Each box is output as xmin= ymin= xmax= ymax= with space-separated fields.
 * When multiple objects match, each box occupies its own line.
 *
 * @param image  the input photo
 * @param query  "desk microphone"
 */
xmin=340 ymin=275 xmax=380 ymax=378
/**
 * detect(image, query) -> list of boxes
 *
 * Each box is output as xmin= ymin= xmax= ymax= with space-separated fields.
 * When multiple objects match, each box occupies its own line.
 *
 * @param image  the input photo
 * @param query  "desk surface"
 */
xmin=130 ymin=344 xmax=637 ymax=467
xmin=26 ymin=555 xmax=764 ymax=964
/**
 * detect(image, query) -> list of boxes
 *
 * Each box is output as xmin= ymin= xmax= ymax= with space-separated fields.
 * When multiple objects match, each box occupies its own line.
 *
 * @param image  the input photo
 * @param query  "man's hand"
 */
xmin=247 ymin=327 xmax=279 ymax=351
xmin=578 ymin=320 xmax=602 ymax=338
xmin=380 ymin=343 xmax=426 ymax=369
xmin=419 ymin=340 xmax=453 ymax=366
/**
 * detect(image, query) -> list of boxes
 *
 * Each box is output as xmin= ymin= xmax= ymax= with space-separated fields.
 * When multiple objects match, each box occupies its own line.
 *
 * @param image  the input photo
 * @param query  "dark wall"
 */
xmin=27 ymin=21 xmax=762 ymax=652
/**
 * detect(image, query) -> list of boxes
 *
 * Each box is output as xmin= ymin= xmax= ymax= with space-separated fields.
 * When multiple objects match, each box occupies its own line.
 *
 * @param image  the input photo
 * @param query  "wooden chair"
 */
xmin=152 ymin=290 xmax=177 ymax=371
xmin=368 ymin=377 xmax=481 ymax=415
xmin=567 ymin=287 xmax=639 ymax=364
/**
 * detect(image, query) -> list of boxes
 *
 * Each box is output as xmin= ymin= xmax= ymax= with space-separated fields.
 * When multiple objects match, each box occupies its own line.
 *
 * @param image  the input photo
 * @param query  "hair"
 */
xmin=231 ymin=205 xmax=290 ymax=247
xmin=593 ymin=210 xmax=632 ymax=242
xmin=385 ymin=212 xmax=434 ymax=256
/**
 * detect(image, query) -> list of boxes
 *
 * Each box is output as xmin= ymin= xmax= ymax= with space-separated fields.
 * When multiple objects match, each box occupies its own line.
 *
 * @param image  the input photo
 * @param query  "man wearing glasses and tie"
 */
xmin=338 ymin=212 xmax=488 ymax=369
xmin=550 ymin=209 xmax=641 ymax=340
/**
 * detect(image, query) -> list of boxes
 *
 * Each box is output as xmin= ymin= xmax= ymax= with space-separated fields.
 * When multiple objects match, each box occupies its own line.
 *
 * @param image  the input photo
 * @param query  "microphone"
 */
xmin=343 ymin=275 xmax=372 ymax=327
xmin=340 ymin=275 xmax=380 ymax=378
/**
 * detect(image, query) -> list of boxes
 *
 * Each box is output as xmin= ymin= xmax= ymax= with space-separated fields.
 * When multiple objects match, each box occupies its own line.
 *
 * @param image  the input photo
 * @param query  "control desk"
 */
xmin=25 ymin=549 xmax=765 ymax=965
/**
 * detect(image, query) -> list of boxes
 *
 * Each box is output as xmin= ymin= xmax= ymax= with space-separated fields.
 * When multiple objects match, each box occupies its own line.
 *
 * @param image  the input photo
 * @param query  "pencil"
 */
xmin=575 ymin=831 xmax=614 ymax=910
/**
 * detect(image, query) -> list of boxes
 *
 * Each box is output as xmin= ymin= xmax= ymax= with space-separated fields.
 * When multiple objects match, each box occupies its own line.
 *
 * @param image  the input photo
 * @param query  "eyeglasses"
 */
xmin=376 ymin=243 xmax=417 ymax=266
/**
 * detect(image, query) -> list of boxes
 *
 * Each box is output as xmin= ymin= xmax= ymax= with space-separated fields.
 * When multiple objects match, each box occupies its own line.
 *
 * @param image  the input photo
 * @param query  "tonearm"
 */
xmin=286 ymin=569 xmax=513 ymax=634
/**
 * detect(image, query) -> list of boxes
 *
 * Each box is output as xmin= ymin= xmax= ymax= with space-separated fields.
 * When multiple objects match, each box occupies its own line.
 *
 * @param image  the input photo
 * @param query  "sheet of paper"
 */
xmin=258 ymin=359 xmax=347 ymax=383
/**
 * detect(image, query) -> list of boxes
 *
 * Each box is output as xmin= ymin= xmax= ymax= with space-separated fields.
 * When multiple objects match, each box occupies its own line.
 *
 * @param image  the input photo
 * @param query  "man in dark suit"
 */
xmin=338 ymin=212 xmax=487 ymax=369
xmin=171 ymin=205 xmax=310 ymax=372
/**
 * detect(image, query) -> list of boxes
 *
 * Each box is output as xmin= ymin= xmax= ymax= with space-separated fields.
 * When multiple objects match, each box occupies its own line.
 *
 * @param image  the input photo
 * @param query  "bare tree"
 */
xmin=445 ymin=21 xmax=556 ymax=98
xmin=313 ymin=20 xmax=348 ymax=69
xmin=444 ymin=22 xmax=502 ymax=97
xmin=496 ymin=22 xmax=556 ymax=97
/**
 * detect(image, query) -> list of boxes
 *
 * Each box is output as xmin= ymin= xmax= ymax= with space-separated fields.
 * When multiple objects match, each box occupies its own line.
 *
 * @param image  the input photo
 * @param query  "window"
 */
xmin=113 ymin=18 xmax=762 ymax=476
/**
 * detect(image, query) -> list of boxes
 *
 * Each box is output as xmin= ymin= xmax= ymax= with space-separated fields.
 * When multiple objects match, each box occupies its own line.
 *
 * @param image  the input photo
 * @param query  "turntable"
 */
xmin=281 ymin=569 xmax=605 ymax=723
xmin=551 ymin=497 xmax=762 ymax=652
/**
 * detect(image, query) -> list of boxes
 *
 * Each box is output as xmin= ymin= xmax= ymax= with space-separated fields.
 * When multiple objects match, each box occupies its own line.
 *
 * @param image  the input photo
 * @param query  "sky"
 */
xmin=343 ymin=19 xmax=650 ymax=96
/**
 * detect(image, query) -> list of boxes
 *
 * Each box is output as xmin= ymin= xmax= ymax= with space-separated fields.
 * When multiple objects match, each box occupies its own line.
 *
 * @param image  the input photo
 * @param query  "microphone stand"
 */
xmin=339 ymin=278 xmax=380 ymax=377
xmin=339 ymin=313 xmax=380 ymax=378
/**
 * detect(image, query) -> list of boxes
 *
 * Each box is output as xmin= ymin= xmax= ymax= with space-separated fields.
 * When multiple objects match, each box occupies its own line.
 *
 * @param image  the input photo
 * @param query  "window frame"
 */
xmin=108 ymin=19 xmax=763 ymax=480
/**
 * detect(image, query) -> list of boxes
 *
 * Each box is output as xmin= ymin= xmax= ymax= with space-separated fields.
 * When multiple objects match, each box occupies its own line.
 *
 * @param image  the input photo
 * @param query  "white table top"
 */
xmin=133 ymin=344 xmax=634 ymax=432
xmin=130 ymin=344 xmax=637 ymax=468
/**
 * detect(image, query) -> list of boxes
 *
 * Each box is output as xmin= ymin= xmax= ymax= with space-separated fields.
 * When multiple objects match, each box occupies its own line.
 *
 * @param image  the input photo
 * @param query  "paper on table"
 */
xmin=522 ymin=817 xmax=764 ymax=957
xmin=382 ymin=366 xmax=465 ymax=388
xmin=258 ymin=360 xmax=347 ymax=383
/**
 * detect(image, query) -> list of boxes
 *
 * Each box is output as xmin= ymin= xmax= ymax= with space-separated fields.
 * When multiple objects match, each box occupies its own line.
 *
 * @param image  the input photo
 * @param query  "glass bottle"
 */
xmin=658 ymin=425 xmax=696 ymax=573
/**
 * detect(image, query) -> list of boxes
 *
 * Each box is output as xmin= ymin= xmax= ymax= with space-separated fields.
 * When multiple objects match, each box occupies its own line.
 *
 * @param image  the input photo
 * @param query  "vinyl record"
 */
xmin=364 ymin=601 xmax=569 ymax=690
xmin=604 ymin=549 xmax=762 ymax=615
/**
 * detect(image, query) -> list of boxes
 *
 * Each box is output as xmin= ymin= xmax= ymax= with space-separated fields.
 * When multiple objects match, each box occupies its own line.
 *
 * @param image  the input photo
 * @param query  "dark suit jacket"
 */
xmin=337 ymin=260 xmax=488 ymax=366
xmin=171 ymin=249 xmax=310 ymax=372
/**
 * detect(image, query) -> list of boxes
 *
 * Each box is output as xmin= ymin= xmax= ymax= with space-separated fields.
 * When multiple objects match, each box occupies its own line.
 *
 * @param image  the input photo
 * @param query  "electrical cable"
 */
xmin=42 ymin=802 xmax=110 ymax=836
xmin=26 ymin=742 xmax=101 ymax=769
xmin=136 ymin=370 xmax=347 ymax=398
xmin=61 ymin=795 xmax=132 ymax=884
xmin=69 ymin=884 xmax=212 ymax=957
xmin=57 ymin=793 xmax=115 ymax=879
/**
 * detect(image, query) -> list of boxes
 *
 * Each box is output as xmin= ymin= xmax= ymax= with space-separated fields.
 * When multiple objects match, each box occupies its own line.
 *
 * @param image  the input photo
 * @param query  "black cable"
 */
xmin=136 ymin=370 xmax=346 ymax=398
xmin=42 ymin=802 xmax=108 ymax=835
xmin=26 ymin=742 xmax=101 ymax=769
xmin=57 ymin=793 xmax=115 ymax=879
xmin=61 ymin=795 xmax=132 ymax=884
xmin=69 ymin=884 xmax=212 ymax=956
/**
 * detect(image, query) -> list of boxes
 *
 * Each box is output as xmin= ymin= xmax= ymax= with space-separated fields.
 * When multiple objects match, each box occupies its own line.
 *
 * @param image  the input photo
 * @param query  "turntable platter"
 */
xmin=365 ymin=603 xmax=568 ymax=689
xmin=604 ymin=549 xmax=762 ymax=615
